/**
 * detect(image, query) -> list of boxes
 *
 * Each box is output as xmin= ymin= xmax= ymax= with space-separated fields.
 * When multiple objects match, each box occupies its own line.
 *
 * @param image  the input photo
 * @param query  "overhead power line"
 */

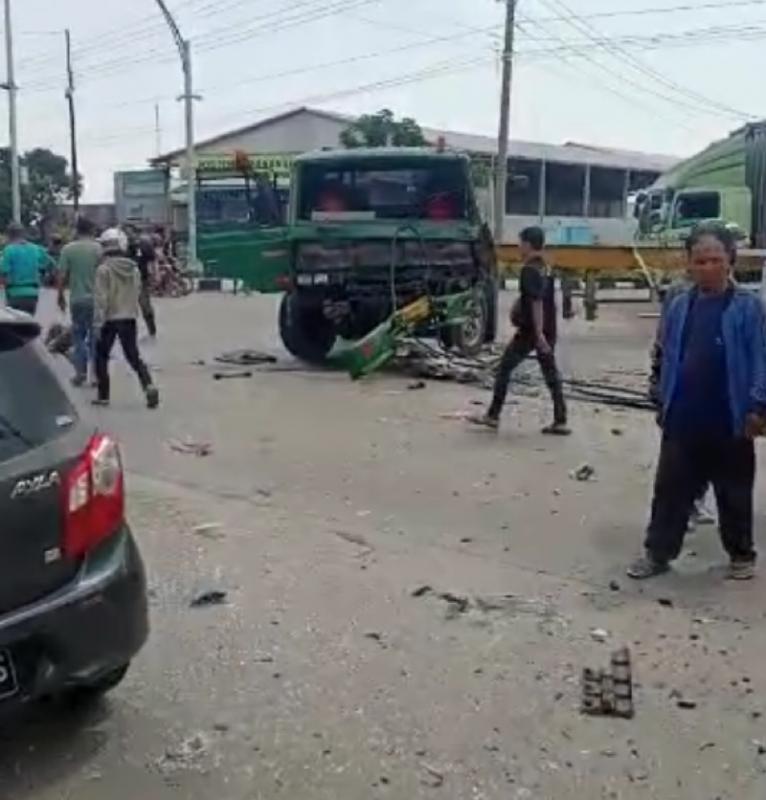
xmin=537 ymin=0 xmax=754 ymax=121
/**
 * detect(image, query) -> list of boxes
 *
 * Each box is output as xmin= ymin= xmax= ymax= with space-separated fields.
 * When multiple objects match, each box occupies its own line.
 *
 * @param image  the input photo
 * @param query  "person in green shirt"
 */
xmin=57 ymin=217 xmax=103 ymax=386
xmin=0 ymin=222 xmax=46 ymax=315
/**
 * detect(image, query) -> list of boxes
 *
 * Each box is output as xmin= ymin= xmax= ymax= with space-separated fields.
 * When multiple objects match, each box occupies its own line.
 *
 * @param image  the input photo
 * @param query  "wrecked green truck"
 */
xmin=198 ymin=148 xmax=498 ymax=364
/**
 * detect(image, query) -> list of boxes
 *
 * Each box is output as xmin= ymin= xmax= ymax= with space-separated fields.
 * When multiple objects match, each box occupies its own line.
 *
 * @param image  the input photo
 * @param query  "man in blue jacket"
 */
xmin=628 ymin=222 xmax=766 ymax=581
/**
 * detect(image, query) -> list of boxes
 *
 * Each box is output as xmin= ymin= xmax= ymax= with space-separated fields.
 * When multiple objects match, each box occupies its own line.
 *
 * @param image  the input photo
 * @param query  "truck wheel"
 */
xmin=439 ymin=291 xmax=488 ymax=357
xmin=279 ymin=293 xmax=336 ymax=364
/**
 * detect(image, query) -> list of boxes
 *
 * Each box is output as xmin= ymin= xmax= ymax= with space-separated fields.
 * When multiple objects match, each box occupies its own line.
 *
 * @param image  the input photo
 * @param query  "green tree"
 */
xmin=340 ymin=109 xmax=428 ymax=149
xmin=0 ymin=147 xmax=78 ymax=233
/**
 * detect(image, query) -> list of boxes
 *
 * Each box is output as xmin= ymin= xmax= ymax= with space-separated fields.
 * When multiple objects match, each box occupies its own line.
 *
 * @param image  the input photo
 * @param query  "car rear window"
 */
xmin=0 ymin=330 xmax=76 ymax=462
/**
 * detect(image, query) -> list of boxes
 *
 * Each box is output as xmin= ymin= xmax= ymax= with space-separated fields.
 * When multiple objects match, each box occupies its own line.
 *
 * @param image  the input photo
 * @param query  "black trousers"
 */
xmin=95 ymin=319 xmax=152 ymax=401
xmin=139 ymin=283 xmax=157 ymax=337
xmin=488 ymin=332 xmax=567 ymax=424
xmin=7 ymin=295 xmax=38 ymax=316
xmin=645 ymin=435 xmax=756 ymax=563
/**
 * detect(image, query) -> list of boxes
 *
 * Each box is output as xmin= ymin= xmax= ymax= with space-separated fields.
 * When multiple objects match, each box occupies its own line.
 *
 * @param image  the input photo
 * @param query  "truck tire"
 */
xmin=439 ymin=291 xmax=488 ymax=357
xmin=279 ymin=293 xmax=337 ymax=364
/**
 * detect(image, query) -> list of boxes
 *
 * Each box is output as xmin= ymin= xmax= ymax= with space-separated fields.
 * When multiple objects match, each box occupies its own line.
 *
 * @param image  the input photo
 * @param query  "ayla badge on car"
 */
xmin=11 ymin=471 xmax=61 ymax=499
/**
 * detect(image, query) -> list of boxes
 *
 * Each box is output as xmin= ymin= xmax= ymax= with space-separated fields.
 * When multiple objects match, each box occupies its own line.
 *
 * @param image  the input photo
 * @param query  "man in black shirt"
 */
xmin=471 ymin=226 xmax=568 ymax=434
xmin=127 ymin=227 xmax=158 ymax=339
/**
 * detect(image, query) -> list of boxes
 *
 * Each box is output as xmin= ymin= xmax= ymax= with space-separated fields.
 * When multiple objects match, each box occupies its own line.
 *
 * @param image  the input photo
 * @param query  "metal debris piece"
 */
xmin=169 ymin=438 xmax=213 ymax=457
xmin=190 ymin=590 xmax=228 ymax=608
xmin=419 ymin=762 xmax=445 ymax=788
xmin=571 ymin=463 xmax=596 ymax=482
xmin=440 ymin=592 xmax=470 ymax=614
xmin=215 ymin=349 xmax=277 ymax=366
xmin=581 ymin=647 xmax=634 ymax=719
xmin=213 ymin=370 xmax=252 ymax=380
xmin=192 ymin=522 xmax=224 ymax=540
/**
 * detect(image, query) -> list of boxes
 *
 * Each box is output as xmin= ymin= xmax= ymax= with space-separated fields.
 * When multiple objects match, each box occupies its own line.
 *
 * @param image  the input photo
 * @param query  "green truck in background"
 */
xmin=198 ymin=147 xmax=498 ymax=364
xmin=635 ymin=120 xmax=766 ymax=247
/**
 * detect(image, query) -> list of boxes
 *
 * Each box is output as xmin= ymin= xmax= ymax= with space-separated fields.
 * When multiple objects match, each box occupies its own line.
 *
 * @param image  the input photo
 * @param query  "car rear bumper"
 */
xmin=0 ymin=525 xmax=148 ymax=709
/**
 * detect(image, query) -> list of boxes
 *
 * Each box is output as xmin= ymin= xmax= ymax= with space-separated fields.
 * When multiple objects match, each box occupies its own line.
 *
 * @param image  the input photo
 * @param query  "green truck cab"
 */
xmin=636 ymin=121 xmax=766 ymax=247
xmin=200 ymin=147 xmax=498 ymax=363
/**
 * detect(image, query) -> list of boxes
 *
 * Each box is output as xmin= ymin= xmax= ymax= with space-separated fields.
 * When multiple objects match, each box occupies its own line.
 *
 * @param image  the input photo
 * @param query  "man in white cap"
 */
xmin=93 ymin=228 xmax=159 ymax=409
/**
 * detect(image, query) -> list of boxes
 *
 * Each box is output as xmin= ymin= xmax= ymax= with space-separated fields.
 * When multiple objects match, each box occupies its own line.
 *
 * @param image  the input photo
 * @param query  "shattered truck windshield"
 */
xmin=298 ymin=158 xmax=469 ymax=222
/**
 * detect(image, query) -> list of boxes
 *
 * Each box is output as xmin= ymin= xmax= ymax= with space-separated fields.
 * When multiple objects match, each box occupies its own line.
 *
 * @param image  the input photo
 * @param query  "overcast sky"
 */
xmin=2 ymin=0 xmax=764 ymax=201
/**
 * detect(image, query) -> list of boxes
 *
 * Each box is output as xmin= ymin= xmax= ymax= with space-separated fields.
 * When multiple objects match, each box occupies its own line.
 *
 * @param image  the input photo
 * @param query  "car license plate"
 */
xmin=0 ymin=650 xmax=18 ymax=700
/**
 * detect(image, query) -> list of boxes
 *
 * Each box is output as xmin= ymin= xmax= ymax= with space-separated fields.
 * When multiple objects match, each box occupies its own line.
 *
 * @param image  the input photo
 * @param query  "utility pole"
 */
xmin=65 ymin=29 xmax=79 ymax=213
xmin=154 ymin=0 xmax=199 ymax=266
xmin=493 ymin=0 xmax=517 ymax=244
xmin=2 ymin=0 xmax=21 ymax=223
xmin=154 ymin=102 xmax=162 ymax=158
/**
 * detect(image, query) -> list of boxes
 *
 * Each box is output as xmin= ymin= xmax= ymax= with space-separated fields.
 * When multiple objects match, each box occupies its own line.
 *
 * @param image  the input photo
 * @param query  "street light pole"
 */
xmin=154 ymin=0 xmax=199 ymax=266
xmin=3 ymin=0 xmax=21 ymax=223
xmin=494 ymin=0 xmax=517 ymax=245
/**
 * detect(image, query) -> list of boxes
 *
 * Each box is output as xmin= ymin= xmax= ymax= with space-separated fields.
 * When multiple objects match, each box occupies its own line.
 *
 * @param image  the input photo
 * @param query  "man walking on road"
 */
xmin=628 ymin=223 xmax=766 ymax=581
xmin=57 ymin=216 xmax=102 ymax=386
xmin=470 ymin=225 xmax=569 ymax=434
xmin=93 ymin=228 xmax=159 ymax=409
xmin=127 ymin=226 xmax=158 ymax=339
xmin=0 ymin=222 xmax=46 ymax=315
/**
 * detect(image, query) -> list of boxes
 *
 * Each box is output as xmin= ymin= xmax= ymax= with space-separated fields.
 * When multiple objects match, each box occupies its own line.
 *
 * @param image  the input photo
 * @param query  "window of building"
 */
xmin=589 ymin=167 xmax=626 ymax=218
xmin=545 ymin=162 xmax=586 ymax=217
xmin=505 ymin=159 xmax=541 ymax=215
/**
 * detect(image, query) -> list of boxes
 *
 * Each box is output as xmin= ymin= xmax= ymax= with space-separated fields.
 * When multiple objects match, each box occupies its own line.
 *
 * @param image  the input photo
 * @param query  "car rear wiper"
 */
xmin=0 ymin=412 xmax=34 ymax=448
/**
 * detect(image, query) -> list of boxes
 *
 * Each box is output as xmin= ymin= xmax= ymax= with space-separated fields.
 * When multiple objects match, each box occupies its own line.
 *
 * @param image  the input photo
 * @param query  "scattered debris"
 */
xmin=419 ymin=762 xmax=445 ymax=788
xmin=411 ymin=585 xmax=433 ymax=598
xmin=156 ymin=732 xmax=210 ymax=773
xmin=459 ymin=537 xmax=473 ymax=544
xmin=192 ymin=522 xmax=224 ymax=540
xmin=571 ymin=463 xmax=596 ymax=482
xmin=333 ymin=530 xmax=373 ymax=553
xmin=407 ymin=380 xmax=427 ymax=390
xmin=213 ymin=370 xmax=253 ymax=380
xmin=676 ymin=698 xmax=698 ymax=710
xmin=699 ymin=742 xmax=716 ymax=752
xmin=440 ymin=592 xmax=470 ymax=614
xmin=364 ymin=631 xmax=383 ymax=642
xmin=608 ymin=580 xmax=621 ymax=592
xmin=215 ymin=349 xmax=277 ymax=366
xmin=610 ymin=428 xmax=623 ymax=436
xmin=169 ymin=438 xmax=213 ymax=457
xmin=45 ymin=322 xmax=73 ymax=358
xmin=190 ymin=590 xmax=228 ymax=608
xmin=581 ymin=647 xmax=634 ymax=718
xmin=590 ymin=628 xmax=609 ymax=643
xmin=657 ymin=597 xmax=674 ymax=608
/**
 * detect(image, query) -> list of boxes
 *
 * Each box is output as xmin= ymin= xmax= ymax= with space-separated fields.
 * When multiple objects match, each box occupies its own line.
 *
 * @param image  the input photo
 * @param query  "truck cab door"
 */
xmin=198 ymin=178 xmax=291 ymax=293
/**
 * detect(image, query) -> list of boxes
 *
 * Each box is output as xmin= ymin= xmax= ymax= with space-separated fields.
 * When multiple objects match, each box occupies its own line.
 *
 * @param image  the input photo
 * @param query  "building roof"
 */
xmin=294 ymin=146 xmax=470 ymax=163
xmin=153 ymin=106 xmax=679 ymax=174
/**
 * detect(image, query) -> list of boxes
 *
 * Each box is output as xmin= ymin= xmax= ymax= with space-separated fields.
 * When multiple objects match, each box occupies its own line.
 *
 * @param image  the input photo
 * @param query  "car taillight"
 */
xmin=62 ymin=434 xmax=125 ymax=559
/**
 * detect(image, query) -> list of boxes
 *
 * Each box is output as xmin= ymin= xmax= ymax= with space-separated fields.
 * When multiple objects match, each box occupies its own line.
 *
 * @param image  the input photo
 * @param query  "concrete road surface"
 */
xmin=2 ymin=290 xmax=766 ymax=799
